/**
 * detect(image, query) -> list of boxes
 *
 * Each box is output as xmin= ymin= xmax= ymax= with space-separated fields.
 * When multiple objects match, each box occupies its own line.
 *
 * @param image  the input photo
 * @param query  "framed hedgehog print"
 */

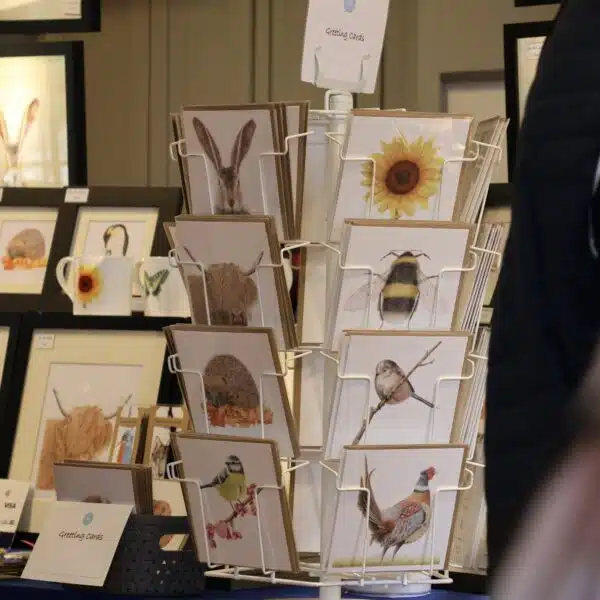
xmin=0 ymin=0 xmax=100 ymax=34
xmin=0 ymin=41 xmax=86 ymax=187
xmin=1 ymin=313 xmax=179 ymax=532
xmin=324 ymin=444 xmax=467 ymax=573
xmin=327 ymin=110 xmax=474 ymax=243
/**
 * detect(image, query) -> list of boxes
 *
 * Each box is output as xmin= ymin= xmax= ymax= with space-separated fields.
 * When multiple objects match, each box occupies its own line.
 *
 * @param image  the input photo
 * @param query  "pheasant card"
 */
xmin=325 ymin=331 xmax=470 ymax=458
xmin=327 ymin=111 xmax=474 ymax=243
xmin=173 ymin=433 xmax=299 ymax=572
xmin=325 ymin=444 xmax=466 ymax=573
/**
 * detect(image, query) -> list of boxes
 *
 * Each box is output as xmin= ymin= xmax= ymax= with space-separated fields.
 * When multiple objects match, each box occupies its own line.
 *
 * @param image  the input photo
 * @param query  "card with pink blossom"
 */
xmin=172 ymin=432 xmax=299 ymax=572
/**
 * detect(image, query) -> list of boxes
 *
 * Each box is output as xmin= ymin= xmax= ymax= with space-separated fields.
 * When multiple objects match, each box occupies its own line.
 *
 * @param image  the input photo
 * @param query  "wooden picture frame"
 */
xmin=0 ymin=0 xmax=101 ymax=34
xmin=0 ymin=41 xmax=86 ymax=186
xmin=41 ymin=186 xmax=184 ymax=312
xmin=107 ymin=406 xmax=143 ymax=466
xmin=0 ymin=312 xmax=182 ymax=532
xmin=504 ymin=21 xmax=554 ymax=178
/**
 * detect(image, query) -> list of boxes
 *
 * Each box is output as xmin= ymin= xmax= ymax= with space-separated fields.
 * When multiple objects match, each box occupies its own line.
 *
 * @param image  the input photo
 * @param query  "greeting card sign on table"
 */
xmin=301 ymin=0 xmax=391 ymax=94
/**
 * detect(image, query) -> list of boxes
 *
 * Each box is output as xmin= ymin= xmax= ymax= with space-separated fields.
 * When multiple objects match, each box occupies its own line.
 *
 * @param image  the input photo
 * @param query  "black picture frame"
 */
xmin=0 ymin=188 xmax=67 ymax=313
xmin=0 ymin=0 xmax=100 ymax=34
xmin=514 ymin=0 xmax=557 ymax=5
xmin=42 ymin=186 xmax=184 ymax=312
xmin=0 ymin=40 xmax=87 ymax=186
xmin=504 ymin=21 xmax=554 ymax=179
xmin=0 ymin=312 xmax=188 ymax=479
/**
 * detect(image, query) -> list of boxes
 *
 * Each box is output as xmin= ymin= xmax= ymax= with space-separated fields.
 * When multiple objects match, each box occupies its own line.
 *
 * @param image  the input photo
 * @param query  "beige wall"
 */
xmin=44 ymin=0 xmax=558 ymax=186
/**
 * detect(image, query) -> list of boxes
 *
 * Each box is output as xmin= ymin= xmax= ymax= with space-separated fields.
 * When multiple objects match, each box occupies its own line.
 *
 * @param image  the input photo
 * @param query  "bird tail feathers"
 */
xmin=411 ymin=392 xmax=434 ymax=408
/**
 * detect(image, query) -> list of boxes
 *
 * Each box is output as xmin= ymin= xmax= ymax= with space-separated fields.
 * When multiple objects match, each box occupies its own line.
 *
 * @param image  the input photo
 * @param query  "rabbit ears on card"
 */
xmin=192 ymin=117 xmax=257 ymax=176
xmin=0 ymin=98 xmax=40 ymax=160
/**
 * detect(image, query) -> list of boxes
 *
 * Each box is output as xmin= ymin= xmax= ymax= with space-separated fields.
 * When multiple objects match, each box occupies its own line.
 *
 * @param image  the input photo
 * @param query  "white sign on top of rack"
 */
xmin=301 ymin=0 xmax=390 ymax=94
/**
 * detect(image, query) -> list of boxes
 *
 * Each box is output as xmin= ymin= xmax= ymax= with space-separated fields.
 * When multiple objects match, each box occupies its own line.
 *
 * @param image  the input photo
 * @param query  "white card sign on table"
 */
xmin=0 ymin=479 xmax=30 ymax=534
xmin=301 ymin=0 xmax=390 ymax=93
xmin=22 ymin=501 xmax=132 ymax=587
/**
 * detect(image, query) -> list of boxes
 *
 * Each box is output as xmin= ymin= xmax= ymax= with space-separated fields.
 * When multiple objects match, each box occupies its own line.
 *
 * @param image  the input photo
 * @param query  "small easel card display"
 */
xmin=325 ymin=445 xmax=466 ymax=572
xmin=173 ymin=433 xmax=299 ymax=572
xmin=301 ymin=0 xmax=391 ymax=93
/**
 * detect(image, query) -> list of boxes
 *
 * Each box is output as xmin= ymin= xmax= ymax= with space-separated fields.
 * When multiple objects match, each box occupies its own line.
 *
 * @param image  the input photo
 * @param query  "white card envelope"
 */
xmin=22 ymin=501 xmax=132 ymax=586
xmin=0 ymin=479 xmax=30 ymax=534
xmin=301 ymin=0 xmax=390 ymax=93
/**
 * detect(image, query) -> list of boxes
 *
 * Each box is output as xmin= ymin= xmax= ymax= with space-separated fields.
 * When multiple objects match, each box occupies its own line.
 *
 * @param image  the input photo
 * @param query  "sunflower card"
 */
xmin=172 ymin=433 xmax=299 ymax=572
xmin=328 ymin=110 xmax=474 ymax=243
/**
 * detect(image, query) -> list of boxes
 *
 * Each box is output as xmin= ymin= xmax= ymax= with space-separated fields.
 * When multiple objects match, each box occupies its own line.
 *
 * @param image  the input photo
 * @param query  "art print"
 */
xmin=167 ymin=325 xmax=299 ymax=457
xmin=328 ymin=111 xmax=473 ymax=242
xmin=0 ymin=54 xmax=69 ymax=187
xmin=326 ymin=445 xmax=466 ymax=572
xmin=144 ymin=409 xmax=189 ymax=479
xmin=108 ymin=407 xmax=142 ymax=466
xmin=152 ymin=479 xmax=188 ymax=551
xmin=174 ymin=216 xmax=296 ymax=349
xmin=174 ymin=434 xmax=299 ymax=572
xmin=326 ymin=221 xmax=472 ymax=351
xmin=0 ymin=0 xmax=84 ymax=21
xmin=0 ymin=207 xmax=57 ymax=294
xmin=326 ymin=332 xmax=469 ymax=458
xmin=180 ymin=105 xmax=291 ymax=239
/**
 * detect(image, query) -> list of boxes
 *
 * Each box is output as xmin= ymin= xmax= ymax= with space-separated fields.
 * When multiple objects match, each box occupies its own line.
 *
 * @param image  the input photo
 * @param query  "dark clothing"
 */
xmin=485 ymin=0 xmax=600 ymax=576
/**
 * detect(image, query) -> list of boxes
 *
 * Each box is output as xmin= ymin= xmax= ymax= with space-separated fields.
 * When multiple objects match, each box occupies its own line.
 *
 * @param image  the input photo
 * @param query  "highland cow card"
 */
xmin=325 ymin=331 xmax=470 ymax=458
xmin=328 ymin=111 xmax=473 ymax=243
xmin=325 ymin=444 xmax=466 ymax=573
xmin=166 ymin=325 xmax=299 ymax=457
xmin=173 ymin=433 xmax=299 ymax=572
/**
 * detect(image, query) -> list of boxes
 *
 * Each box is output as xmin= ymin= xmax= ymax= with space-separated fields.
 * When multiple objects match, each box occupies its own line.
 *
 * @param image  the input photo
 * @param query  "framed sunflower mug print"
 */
xmin=55 ymin=255 xmax=134 ymax=316
xmin=327 ymin=110 xmax=474 ymax=243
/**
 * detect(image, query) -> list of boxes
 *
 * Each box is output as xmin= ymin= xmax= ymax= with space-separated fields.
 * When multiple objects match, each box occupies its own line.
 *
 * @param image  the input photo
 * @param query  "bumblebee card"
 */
xmin=166 ymin=324 xmax=299 ymax=457
xmin=324 ymin=444 xmax=466 ymax=573
xmin=325 ymin=220 xmax=473 ymax=351
xmin=325 ymin=331 xmax=470 ymax=458
xmin=172 ymin=433 xmax=299 ymax=572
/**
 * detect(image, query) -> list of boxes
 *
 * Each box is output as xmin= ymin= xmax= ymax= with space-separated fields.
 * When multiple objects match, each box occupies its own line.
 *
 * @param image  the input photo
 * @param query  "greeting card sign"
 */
xmin=301 ymin=0 xmax=390 ymax=94
xmin=0 ymin=479 xmax=30 ymax=535
xmin=22 ymin=501 xmax=132 ymax=586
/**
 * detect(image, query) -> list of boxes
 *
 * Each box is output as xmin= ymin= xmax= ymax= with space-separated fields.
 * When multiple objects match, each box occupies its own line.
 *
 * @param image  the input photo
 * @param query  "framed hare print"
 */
xmin=179 ymin=105 xmax=294 ymax=240
xmin=0 ymin=41 xmax=86 ymax=187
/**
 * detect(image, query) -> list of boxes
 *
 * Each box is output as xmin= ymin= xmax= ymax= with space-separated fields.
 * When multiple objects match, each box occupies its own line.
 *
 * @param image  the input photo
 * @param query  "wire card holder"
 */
xmin=313 ymin=47 xmax=372 ymax=93
xmin=164 ymin=457 xmax=474 ymax=595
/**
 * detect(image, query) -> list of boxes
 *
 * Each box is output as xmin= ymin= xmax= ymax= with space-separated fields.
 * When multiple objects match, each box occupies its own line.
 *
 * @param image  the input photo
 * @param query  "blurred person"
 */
xmin=485 ymin=0 xmax=600 ymax=577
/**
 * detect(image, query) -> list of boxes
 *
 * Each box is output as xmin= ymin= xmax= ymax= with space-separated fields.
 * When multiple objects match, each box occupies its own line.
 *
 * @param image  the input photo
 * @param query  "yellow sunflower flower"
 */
xmin=361 ymin=134 xmax=444 ymax=218
xmin=76 ymin=265 xmax=102 ymax=306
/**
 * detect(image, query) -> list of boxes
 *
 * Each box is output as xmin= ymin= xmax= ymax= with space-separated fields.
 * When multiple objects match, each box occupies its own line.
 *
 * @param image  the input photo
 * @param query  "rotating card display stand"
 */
xmin=165 ymin=90 xmax=503 ymax=599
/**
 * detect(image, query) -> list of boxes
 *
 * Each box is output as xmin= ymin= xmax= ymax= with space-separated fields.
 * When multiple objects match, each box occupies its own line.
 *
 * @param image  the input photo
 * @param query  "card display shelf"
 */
xmin=166 ymin=91 xmax=501 ymax=598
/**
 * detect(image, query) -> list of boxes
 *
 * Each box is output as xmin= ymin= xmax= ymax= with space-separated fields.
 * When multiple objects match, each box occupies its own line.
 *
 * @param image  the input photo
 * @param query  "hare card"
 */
xmin=325 ymin=444 xmax=466 ymax=573
xmin=173 ymin=433 xmax=299 ymax=572
xmin=180 ymin=104 xmax=293 ymax=239
xmin=325 ymin=331 xmax=469 ymax=458
xmin=166 ymin=325 xmax=299 ymax=457
xmin=173 ymin=215 xmax=297 ymax=349
xmin=328 ymin=111 xmax=473 ymax=243
xmin=325 ymin=220 xmax=473 ymax=351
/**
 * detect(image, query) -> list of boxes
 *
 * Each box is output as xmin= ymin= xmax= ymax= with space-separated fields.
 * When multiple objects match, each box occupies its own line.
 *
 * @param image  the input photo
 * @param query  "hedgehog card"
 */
xmin=325 ymin=444 xmax=466 ymax=573
xmin=166 ymin=324 xmax=299 ymax=457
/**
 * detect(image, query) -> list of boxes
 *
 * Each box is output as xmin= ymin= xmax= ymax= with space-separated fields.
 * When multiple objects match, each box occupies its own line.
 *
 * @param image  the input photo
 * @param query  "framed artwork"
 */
xmin=42 ymin=186 xmax=184 ymax=312
xmin=173 ymin=215 xmax=297 ymax=349
xmin=0 ymin=0 xmax=101 ymax=34
xmin=0 ymin=41 xmax=86 ymax=187
xmin=328 ymin=110 xmax=474 ymax=243
xmin=173 ymin=433 xmax=299 ymax=572
xmin=1 ymin=313 xmax=180 ymax=532
xmin=326 ymin=220 xmax=474 ymax=351
xmin=325 ymin=331 xmax=470 ymax=458
xmin=0 ymin=314 xmax=22 ymax=454
xmin=504 ymin=21 xmax=554 ymax=178
xmin=143 ymin=407 xmax=189 ymax=479
xmin=325 ymin=444 xmax=467 ymax=573
xmin=108 ymin=406 xmax=143 ymax=466
xmin=0 ymin=188 xmax=67 ymax=312
xmin=166 ymin=324 xmax=299 ymax=457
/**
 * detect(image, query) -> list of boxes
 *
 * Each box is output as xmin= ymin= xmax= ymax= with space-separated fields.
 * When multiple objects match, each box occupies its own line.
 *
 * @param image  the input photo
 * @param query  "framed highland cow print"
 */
xmin=0 ymin=0 xmax=101 ymax=34
xmin=0 ymin=41 xmax=86 ymax=187
xmin=1 ymin=313 xmax=181 ymax=533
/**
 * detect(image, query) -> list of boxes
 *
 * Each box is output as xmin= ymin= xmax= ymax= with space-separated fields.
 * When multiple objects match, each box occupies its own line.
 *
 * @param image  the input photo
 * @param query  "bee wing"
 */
xmin=416 ymin=270 xmax=447 ymax=318
xmin=344 ymin=275 xmax=386 ymax=312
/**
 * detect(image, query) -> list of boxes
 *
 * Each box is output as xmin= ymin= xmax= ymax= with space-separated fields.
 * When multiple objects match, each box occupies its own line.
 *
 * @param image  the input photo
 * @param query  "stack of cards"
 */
xmin=53 ymin=461 xmax=153 ymax=515
xmin=172 ymin=102 xmax=309 ymax=240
